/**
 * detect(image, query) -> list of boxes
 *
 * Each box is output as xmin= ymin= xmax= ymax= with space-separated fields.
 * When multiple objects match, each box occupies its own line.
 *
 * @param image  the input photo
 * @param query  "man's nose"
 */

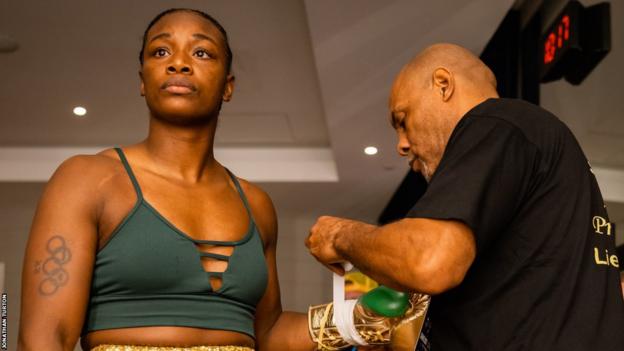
xmin=396 ymin=133 xmax=410 ymax=156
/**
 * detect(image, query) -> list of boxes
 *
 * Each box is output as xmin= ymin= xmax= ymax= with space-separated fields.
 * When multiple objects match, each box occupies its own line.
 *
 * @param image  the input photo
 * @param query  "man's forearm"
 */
xmin=334 ymin=218 xmax=472 ymax=294
xmin=333 ymin=219 xmax=421 ymax=292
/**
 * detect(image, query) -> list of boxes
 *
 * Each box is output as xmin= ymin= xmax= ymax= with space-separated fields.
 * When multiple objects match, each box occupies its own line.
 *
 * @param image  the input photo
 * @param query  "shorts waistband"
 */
xmin=90 ymin=345 xmax=254 ymax=351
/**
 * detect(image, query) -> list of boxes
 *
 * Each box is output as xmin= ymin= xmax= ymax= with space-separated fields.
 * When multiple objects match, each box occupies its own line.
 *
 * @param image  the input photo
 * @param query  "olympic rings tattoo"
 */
xmin=38 ymin=235 xmax=71 ymax=296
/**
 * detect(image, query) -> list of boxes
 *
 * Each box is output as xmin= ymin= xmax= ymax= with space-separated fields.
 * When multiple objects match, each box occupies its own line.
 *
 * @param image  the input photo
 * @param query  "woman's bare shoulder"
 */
xmin=52 ymin=148 xmax=122 ymax=183
xmin=41 ymin=148 xmax=129 ymax=214
xmin=235 ymin=177 xmax=277 ymax=244
xmin=237 ymin=178 xmax=273 ymax=209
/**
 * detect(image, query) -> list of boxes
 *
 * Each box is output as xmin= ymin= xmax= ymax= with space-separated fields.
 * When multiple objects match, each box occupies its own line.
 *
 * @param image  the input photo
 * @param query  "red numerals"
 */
xmin=543 ymin=15 xmax=571 ymax=64
xmin=544 ymin=33 xmax=557 ymax=64
xmin=562 ymin=15 xmax=570 ymax=40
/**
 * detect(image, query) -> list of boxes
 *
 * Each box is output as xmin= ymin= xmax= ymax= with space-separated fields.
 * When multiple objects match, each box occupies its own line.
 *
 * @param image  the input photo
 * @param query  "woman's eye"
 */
xmin=154 ymin=48 xmax=169 ymax=57
xmin=194 ymin=49 xmax=212 ymax=59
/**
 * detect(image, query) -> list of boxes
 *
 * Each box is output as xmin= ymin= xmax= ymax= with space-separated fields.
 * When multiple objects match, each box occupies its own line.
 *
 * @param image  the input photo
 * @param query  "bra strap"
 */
xmin=114 ymin=147 xmax=143 ymax=200
xmin=225 ymin=168 xmax=254 ymax=221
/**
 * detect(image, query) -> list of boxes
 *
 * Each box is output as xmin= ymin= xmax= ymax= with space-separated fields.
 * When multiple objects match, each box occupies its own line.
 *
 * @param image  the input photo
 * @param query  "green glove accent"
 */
xmin=358 ymin=285 xmax=409 ymax=317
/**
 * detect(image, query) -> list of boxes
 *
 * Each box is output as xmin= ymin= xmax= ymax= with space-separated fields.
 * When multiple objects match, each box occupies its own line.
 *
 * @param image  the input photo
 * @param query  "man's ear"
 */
xmin=222 ymin=74 xmax=235 ymax=102
xmin=432 ymin=67 xmax=454 ymax=102
xmin=139 ymin=70 xmax=145 ymax=96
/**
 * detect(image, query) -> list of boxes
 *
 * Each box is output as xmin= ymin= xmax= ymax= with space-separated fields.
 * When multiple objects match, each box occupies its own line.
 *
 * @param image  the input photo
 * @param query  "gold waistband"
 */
xmin=90 ymin=345 xmax=254 ymax=351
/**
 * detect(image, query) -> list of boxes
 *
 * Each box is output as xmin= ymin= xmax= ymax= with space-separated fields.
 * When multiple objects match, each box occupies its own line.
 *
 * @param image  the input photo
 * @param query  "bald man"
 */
xmin=306 ymin=43 xmax=624 ymax=350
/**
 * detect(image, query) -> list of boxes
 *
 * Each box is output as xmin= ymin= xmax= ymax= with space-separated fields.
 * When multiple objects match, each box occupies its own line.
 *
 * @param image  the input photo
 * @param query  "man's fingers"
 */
xmin=309 ymin=250 xmax=345 ymax=275
xmin=326 ymin=263 xmax=345 ymax=276
xmin=306 ymin=216 xmax=346 ymax=274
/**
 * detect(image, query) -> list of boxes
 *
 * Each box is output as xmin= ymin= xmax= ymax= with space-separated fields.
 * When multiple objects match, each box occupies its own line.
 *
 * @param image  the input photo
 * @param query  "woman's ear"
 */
xmin=139 ymin=70 xmax=145 ymax=97
xmin=222 ymin=74 xmax=235 ymax=102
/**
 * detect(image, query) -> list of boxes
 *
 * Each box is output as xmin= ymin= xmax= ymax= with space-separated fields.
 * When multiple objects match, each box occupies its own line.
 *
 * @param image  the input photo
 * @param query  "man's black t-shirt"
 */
xmin=407 ymin=98 xmax=624 ymax=350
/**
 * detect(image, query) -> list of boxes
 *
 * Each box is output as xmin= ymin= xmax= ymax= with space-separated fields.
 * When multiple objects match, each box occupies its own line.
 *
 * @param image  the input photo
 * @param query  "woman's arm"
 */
xmin=253 ymin=229 xmax=313 ymax=351
xmin=18 ymin=156 xmax=101 ymax=351
xmin=243 ymin=182 xmax=315 ymax=351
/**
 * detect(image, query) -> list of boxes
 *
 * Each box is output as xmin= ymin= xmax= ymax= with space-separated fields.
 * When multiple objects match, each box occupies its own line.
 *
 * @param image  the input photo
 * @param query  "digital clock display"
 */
xmin=540 ymin=1 xmax=582 ymax=82
xmin=540 ymin=1 xmax=611 ymax=85
xmin=543 ymin=14 xmax=570 ymax=65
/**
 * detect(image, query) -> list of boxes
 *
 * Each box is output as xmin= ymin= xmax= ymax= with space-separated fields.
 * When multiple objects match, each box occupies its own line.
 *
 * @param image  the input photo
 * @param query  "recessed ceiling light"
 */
xmin=364 ymin=146 xmax=378 ymax=155
xmin=73 ymin=106 xmax=87 ymax=117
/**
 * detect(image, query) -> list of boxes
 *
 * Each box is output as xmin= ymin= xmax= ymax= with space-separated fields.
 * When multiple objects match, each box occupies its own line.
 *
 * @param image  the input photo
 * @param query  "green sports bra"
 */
xmin=81 ymin=148 xmax=268 ymax=338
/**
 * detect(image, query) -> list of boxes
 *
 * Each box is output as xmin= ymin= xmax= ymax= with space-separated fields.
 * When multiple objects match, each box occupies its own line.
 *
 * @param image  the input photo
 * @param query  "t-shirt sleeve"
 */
xmin=406 ymin=116 xmax=539 ymax=253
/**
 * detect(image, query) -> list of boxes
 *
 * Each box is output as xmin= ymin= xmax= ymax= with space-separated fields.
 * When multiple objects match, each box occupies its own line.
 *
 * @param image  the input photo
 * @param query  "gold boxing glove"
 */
xmin=308 ymin=286 xmax=429 ymax=351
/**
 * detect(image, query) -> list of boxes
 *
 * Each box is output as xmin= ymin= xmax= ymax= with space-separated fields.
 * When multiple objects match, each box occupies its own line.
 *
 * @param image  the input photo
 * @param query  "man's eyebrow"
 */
xmin=192 ymin=33 xmax=218 ymax=45
xmin=149 ymin=32 xmax=171 ymax=43
xmin=390 ymin=111 xmax=400 ymax=128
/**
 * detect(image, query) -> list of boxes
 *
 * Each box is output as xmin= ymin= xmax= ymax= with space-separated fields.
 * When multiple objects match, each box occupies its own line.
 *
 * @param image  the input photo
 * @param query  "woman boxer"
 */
xmin=18 ymin=8 xmax=313 ymax=351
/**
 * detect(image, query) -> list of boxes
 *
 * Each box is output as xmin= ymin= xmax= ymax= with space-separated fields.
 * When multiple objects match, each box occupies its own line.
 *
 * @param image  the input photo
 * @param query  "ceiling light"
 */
xmin=73 ymin=106 xmax=87 ymax=117
xmin=364 ymin=146 xmax=378 ymax=155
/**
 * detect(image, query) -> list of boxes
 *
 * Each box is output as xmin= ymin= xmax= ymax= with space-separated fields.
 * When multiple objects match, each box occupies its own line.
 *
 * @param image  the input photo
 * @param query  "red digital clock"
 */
xmin=540 ymin=1 xmax=611 ymax=85
xmin=543 ymin=14 xmax=571 ymax=65
xmin=540 ymin=1 xmax=582 ymax=82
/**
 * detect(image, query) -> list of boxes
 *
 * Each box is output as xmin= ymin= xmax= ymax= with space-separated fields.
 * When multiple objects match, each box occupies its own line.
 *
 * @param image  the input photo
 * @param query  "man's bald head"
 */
xmin=388 ymin=43 xmax=499 ymax=181
xmin=394 ymin=43 xmax=497 ymax=97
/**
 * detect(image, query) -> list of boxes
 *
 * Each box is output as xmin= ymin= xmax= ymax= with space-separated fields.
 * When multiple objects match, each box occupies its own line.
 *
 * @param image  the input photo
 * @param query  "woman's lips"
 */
xmin=164 ymin=85 xmax=194 ymax=94
xmin=161 ymin=77 xmax=196 ymax=94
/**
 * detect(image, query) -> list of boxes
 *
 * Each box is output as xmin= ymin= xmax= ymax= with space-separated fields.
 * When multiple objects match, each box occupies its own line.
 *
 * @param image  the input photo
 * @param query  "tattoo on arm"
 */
xmin=34 ymin=235 xmax=72 ymax=296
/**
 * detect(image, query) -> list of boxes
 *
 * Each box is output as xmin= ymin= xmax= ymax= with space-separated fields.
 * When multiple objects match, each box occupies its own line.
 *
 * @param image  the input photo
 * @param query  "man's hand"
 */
xmin=305 ymin=216 xmax=376 ymax=275
xmin=305 ymin=216 xmax=347 ymax=275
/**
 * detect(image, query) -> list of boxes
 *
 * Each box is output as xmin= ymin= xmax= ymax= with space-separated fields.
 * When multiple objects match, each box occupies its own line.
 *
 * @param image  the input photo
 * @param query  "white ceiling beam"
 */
xmin=0 ymin=147 xmax=339 ymax=183
xmin=2 ymin=147 xmax=622 ymax=204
